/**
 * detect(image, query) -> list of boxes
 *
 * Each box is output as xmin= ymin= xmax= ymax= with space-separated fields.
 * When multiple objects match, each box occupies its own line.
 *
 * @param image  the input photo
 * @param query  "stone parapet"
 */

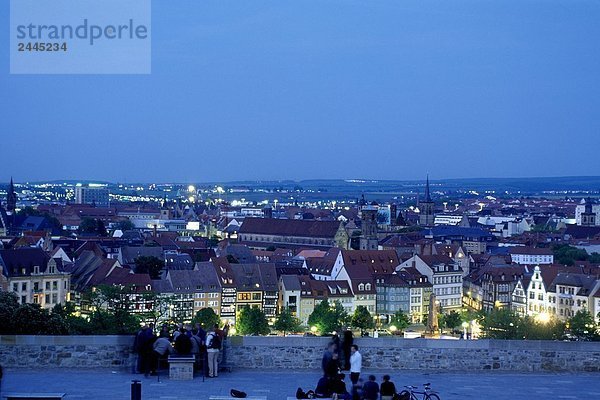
xmin=1 ymin=335 xmax=599 ymax=372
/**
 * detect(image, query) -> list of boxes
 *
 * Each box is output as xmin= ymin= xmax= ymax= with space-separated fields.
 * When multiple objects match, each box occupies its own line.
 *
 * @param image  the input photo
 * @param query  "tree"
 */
xmin=78 ymin=217 xmax=107 ymax=236
xmin=115 ymin=219 xmax=135 ymax=231
xmin=479 ymin=308 xmax=520 ymax=339
xmin=237 ymin=306 xmax=270 ymax=336
xmin=568 ymin=310 xmax=599 ymax=340
xmin=0 ymin=292 xmax=19 ymax=334
xmin=308 ymin=300 xmax=348 ymax=335
xmin=192 ymin=307 xmax=221 ymax=330
xmin=443 ymin=311 xmax=462 ymax=331
xmin=134 ymin=256 xmax=164 ymax=279
xmin=140 ymin=292 xmax=175 ymax=327
xmin=87 ymin=309 xmax=140 ymax=335
xmin=552 ymin=244 xmax=590 ymax=266
xmin=16 ymin=206 xmax=63 ymax=234
xmin=273 ymin=307 xmax=302 ymax=335
xmin=390 ymin=310 xmax=411 ymax=331
xmin=351 ymin=306 xmax=374 ymax=332
xmin=517 ymin=315 xmax=565 ymax=340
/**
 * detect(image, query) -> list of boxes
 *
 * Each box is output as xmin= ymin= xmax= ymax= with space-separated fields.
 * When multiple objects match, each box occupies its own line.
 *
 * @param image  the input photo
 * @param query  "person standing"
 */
xmin=380 ymin=375 xmax=397 ymax=400
xmin=349 ymin=345 xmax=362 ymax=386
xmin=321 ymin=342 xmax=334 ymax=377
xmin=206 ymin=326 xmax=222 ymax=377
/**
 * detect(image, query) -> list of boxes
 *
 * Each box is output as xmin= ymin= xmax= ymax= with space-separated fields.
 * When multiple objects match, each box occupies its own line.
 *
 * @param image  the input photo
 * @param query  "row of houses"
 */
xmin=2 ymin=238 xmax=599 ymax=327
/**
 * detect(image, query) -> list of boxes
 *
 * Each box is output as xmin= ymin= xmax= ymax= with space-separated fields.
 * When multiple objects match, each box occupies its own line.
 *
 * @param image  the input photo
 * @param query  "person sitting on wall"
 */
xmin=362 ymin=375 xmax=379 ymax=400
xmin=329 ymin=373 xmax=351 ymax=399
xmin=314 ymin=374 xmax=331 ymax=398
xmin=149 ymin=335 xmax=173 ymax=376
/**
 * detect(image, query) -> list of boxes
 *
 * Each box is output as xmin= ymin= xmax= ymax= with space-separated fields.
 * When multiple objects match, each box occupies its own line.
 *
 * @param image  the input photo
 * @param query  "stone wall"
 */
xmin=1 ymin=335 xmax=599 ymax=372
xmin=225 ymin=336 xmax=600 ymax=373
xmin=0 ymin=335 xmax=135 ymax=369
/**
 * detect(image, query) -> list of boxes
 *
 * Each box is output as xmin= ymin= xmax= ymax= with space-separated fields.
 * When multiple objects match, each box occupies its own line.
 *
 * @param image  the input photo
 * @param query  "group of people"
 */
xmin=133 ymin=322 xmax=228 ymax=378
xmin=307 ymin=339 xmax=398 ymax=400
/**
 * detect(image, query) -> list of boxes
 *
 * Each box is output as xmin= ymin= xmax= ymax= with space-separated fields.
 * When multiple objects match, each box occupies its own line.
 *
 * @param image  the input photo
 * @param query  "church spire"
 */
xmin=425 ymin=174 xmax=432 ymax=203
xmin=6 ymin=177 xmax=17 ymax=212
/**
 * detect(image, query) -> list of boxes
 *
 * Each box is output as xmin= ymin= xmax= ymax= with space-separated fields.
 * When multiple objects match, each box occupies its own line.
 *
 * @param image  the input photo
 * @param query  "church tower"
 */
xmin=6 ymin=177 xmax=17 ymax=214
xmin=581 ymin=197 xmax=597 ymax=226
xmin=360 ymin=201 xmax=379 ymax=250
xmin=419 ymin=175 xmax=435 ymax=226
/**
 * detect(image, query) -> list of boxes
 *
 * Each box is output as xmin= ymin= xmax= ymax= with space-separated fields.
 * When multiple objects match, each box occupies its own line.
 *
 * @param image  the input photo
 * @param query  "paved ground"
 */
xmin=1 ymin=368 xmax=599 ymax=400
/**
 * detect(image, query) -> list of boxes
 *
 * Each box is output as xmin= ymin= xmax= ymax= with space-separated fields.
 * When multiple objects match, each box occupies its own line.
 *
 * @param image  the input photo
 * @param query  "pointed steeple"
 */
xmin=6 ymin=177 xmax=17 ymax=212
xmin=425 ymin=174 xmax=432 ymax=203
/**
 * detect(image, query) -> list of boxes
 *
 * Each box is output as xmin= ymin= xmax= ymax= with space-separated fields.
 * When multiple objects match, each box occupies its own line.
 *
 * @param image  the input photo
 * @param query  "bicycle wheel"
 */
xmin=425 ymin=393 xmax=441 ymax=400
xmin=397 ymin=390 xmax=411 ymax=400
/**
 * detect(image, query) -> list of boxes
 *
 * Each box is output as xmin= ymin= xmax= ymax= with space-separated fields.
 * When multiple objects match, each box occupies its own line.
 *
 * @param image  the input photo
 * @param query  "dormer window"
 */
xmin=365 ymin=283 xmax=371 ymax=291
xmin=358 ymin=283 xmax=365 ymax=291
xmin=34 ymin=266 xmax=40 ymax=274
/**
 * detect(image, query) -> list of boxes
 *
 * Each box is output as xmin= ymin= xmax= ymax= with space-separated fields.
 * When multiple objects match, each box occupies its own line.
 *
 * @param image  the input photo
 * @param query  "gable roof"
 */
xmin=0 ymin=248 xmax=49 ymax=277
xmin=341 ymin=250 xmax=399 ymax=274
xmin=240 ymin=217 xmax=342 ymax=238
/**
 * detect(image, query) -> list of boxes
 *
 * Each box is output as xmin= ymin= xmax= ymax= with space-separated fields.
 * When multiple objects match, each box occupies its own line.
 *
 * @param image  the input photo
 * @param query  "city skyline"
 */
xmin=2 ymin=1 xmax=600 ymax=182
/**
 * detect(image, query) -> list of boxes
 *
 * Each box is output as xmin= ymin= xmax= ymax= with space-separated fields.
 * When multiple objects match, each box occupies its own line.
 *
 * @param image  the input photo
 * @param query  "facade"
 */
xmin=509 ymin=247 xmax=554 ymax=265
xmin=550 ymin=273 xmax=600 ymax=320
xmin=208 ymin=258 xmax=237 ymax=324
xmin=6 ymin=256 xmax=71 ymax=308
xmin=397 ymin=268 xmax=433 ymax=323
xmin=229 ymin=263 xmax=279 ymax=319
xmin=397 ymin=254 xmax=463 ymax=311
xmin=75 ymin=186 xmax=110 ymax=207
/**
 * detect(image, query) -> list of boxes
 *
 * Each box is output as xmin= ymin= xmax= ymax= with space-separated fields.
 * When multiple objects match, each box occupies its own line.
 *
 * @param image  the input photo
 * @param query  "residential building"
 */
xmin=1 ymin=249 xmax=71 ymax=308
xmin=550 ymin=273 xmax=600 ymax=320
xmin=397 ymin=267 xmax=433 ymax=323
xmin=397 ymin=254 xmax=463 ymax=311
xmin=509 ymin=247 xmax=554 ymax=265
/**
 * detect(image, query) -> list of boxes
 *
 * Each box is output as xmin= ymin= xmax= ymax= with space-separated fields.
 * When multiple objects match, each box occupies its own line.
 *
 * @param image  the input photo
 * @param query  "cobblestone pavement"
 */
xmin=2 ymin=368 xmax=599 ymax=400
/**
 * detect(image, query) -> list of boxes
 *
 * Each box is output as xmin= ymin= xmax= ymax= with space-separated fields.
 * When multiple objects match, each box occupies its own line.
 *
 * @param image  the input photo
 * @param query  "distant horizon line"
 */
xmin=3 ymin=175 xmax=600 ymax=186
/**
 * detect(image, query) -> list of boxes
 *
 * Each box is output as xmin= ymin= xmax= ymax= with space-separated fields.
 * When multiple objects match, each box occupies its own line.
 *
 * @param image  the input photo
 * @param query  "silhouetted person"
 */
xmin=380 ymin=375 xmax=397 ymax=400
xmin=362 ymin=375 xmax=379 ymax=400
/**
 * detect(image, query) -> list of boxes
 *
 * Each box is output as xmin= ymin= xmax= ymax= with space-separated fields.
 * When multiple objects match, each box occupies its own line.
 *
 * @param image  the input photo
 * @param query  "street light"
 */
xmin=535 ymin=312 xmax=550 ymax=324
xmin=310 ymin=326 xmax=317 ymax=334
xmin=461 ymin=321 xmax=469 ymax=339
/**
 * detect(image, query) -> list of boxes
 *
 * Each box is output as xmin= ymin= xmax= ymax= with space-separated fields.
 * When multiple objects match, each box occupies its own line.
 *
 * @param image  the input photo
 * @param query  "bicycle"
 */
xmin=397 ymin=383 xmax=441 ymax=400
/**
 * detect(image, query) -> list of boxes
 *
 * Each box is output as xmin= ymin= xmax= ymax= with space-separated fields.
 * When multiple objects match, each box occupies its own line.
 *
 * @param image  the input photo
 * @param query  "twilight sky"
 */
xmin=1 ymin=0 xmax=599 ymax=183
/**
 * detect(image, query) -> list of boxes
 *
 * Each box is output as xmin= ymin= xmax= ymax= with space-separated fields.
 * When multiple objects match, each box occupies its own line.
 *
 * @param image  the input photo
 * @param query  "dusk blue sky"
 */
xmin=1 ymin=1 xmax=599 ymax=183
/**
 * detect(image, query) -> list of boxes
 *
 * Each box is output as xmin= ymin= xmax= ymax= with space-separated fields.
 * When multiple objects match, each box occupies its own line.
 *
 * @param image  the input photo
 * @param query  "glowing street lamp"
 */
xmin=535 ymin=312 xmax=550 ymax=324
xmin=310 ymin=326 xmax=318 ymax=333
